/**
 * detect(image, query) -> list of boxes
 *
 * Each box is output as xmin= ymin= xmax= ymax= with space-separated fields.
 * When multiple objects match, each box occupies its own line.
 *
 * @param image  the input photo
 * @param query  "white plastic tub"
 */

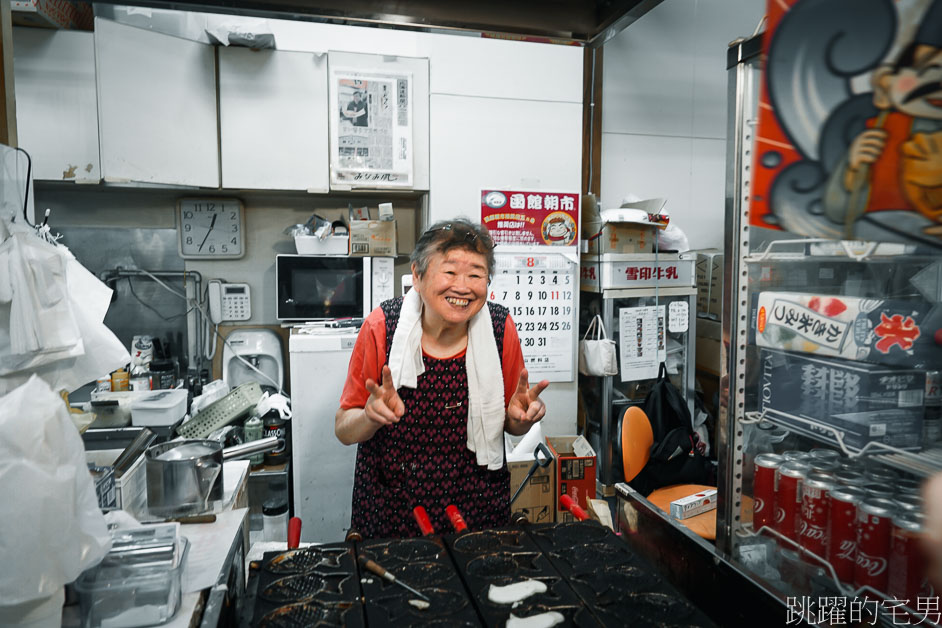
xmin=130 ymin=390 xmax=188 ymax=427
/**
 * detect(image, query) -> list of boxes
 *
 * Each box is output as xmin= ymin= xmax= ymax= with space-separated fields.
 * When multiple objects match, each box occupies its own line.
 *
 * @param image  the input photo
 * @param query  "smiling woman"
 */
xmin=333 ymin=218 xmax=549 ymax=539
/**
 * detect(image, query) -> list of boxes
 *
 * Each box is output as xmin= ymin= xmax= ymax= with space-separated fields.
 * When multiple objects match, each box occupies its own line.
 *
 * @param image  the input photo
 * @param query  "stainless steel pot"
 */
xmin=145 ymin=437 xmax=280 ymax=518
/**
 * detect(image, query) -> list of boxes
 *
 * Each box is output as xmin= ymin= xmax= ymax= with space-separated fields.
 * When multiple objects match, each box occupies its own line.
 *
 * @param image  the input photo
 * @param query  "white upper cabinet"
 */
xmin=94 ymin=17 xmax=219 ymax=187
xmin=13 ymin=28 xmax=100 ymax=182
xmin=219 ymin=48 xmax=329 ymax=191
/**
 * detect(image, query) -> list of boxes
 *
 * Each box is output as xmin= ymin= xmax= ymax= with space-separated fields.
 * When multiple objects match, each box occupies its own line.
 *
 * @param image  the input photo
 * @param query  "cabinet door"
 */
xmin=95 ymin=17 xmax=218 ymax=187
xmin=13 ymin=28 xmax=100 ymax=182
xmin=219 ymin=48 xmax=328 ymax=191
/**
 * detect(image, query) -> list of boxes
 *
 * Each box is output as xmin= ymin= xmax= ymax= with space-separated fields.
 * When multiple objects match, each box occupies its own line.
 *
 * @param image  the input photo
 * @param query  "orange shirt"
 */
xmin=339 ymin=306 xmax=525 ymax=410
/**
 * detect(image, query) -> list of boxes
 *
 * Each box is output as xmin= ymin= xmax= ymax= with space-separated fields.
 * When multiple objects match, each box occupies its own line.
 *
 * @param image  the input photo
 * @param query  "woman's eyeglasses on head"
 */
xmin=427 ymin=223 xmax=495 ymax=249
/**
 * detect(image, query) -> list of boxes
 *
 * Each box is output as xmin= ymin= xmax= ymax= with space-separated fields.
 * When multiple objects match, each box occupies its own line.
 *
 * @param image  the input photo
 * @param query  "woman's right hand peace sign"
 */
xmin=364 ymin=365 xmax=405 ymax=427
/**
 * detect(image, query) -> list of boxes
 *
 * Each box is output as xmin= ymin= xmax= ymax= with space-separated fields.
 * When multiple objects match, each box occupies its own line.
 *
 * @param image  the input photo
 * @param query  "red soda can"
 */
xmin=896 ymin=478 xmax=922 ymax=496
xmin=888 ymin=512 xmax=932 ymax=602
xmin=827 ymin=486 xmax=867 ymax=583
xmin=782 ymin=450 xmax=810 ymax=462
xmin=809 ymin=459 xmax=839 ymax=474
xmin=855 ymin=497 xmax=898 ymax=591
xmin=753 ymin=453 xmax=784 ymax=531
xmin=776 ymin=461 xmax=812 ymax=544
xmin=834 ymin=470 xmax=867 ymax=487
xmin=862 ymin=483 xmax=895 ymax=500
xmin=798 ymin=472 xmax=836 ymax=562
xmin=893 ymin=494 xmax=922 ymax=514
xmin=864 ymin=467 xmax=899 ymax=484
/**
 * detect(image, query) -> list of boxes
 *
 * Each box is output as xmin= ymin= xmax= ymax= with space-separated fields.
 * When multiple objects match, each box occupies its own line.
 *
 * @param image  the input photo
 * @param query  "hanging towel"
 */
xmin=388 ymin=289 xmax=506 ymax=470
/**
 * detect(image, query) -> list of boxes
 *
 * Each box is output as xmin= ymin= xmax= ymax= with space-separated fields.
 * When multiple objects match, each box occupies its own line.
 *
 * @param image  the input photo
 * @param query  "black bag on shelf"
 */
xmin=630 ymin=362 xmax=713 ymax=496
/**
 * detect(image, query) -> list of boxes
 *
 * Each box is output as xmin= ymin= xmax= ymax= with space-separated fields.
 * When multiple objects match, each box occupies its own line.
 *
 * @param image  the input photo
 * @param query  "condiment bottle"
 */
xmin=244 ymin=415 xmax=264 ymax=466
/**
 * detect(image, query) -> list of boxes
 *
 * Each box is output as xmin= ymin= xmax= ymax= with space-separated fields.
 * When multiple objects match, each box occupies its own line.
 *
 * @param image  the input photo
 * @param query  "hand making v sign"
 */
xmin=505 ymin=368 xmax=549 ymax=435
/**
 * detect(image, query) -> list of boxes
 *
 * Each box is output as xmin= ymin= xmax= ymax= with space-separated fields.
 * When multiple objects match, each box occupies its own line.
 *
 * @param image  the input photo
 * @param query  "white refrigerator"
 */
xmin=288 ymin=326 xmax=360 ymax=542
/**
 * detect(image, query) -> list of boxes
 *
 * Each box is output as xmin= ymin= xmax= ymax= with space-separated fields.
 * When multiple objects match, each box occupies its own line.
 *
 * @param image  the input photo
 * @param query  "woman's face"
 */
xmin=413 ymin=248 xmax=489 ymax=327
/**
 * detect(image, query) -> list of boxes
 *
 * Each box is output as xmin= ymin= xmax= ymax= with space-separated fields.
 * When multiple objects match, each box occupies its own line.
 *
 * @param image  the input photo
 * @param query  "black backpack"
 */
xmin=629 ymin=363 xmax=713 ymax=496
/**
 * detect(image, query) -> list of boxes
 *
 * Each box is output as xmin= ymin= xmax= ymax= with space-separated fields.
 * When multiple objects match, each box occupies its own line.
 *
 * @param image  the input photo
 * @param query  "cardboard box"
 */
xmin=546 ymin=436 xmax=596 ymax=522
xmin=11 ymin=0 xmax=93 ymax=29
xmin=349 ymin=219 xmax=397 ymax=257
xmin=754 ymin=291 xmax=942 ymax=369
xmin=670 ymin=488 xmax=717 ymax=519
xmin=695 ymin=317 xmax=722 ymax=376
xmin=508 ymin=458 xmax=556 ymax=524
xmin=758 ymin=348 xmax=925 ymax=451
xmin=694 ymin=250 xmax=724 ymax=319
xmin=294 ymin=234 xmax=349 ymax=255
xmin=580 ymin=200 xmax=664 ymax=255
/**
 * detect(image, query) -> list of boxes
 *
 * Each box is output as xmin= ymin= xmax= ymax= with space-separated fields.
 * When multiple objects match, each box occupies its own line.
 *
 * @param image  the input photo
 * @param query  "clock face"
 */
xmin=177 ymin=198 xmax=245 ymax=259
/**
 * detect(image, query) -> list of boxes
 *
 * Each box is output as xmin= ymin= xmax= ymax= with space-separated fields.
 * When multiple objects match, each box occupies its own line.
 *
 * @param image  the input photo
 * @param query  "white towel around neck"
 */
xmin=388 ymin=289 xmax=506 ymax=470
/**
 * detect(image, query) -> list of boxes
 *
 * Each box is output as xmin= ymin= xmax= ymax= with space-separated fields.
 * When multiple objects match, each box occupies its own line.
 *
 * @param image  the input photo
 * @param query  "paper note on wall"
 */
xmin=618 ymin=305 xmax=665 ymax=382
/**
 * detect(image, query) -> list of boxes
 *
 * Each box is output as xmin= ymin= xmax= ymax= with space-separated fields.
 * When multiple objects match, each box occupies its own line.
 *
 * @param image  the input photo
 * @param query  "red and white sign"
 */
xmin=481 ymin=190 xmax=579 ymax=248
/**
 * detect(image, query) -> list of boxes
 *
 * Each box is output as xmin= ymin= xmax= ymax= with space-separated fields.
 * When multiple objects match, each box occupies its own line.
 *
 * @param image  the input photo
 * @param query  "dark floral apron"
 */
xmin=350 ymin=296 xmax=511 ymax=539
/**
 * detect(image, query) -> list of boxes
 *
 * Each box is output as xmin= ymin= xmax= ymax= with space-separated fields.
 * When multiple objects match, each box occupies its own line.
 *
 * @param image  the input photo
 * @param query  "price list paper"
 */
xmin=489 ymin=254 xmax=577 ymax=382
xmin=618 ymin=305 xmax=665 ymax=382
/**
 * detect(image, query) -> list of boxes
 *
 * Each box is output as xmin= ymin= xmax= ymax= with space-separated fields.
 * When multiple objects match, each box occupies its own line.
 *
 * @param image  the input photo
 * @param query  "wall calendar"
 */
xmin=489 ymin=253 xmax=577 ymax=382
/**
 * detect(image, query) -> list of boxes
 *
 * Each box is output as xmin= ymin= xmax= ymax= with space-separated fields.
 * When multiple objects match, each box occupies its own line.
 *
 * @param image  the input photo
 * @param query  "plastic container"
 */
xmin=89 ymin=391 xmax=152 ymax=428
xmin=130 ymin=389 xmax=188 ymax=427
xmin=75 ymin=532 xmax=187 ymax=628
xmin=262 ymin=499 xmax=288 ymax=542
xmin=294 ymin=234 xmax=349 ymax=255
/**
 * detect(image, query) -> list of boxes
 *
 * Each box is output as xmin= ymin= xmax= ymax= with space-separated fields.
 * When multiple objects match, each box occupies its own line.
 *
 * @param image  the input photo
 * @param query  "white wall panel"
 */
xmin=13 ymin=28 xmax=100 ymax=182
xmin=421 ymin=34 xmax=582 ymax=101
xmin=688 ymin=138 xmax=726 ymax=250
xmin=219 ymin=48 xmax=329 ymax=191
xmin=264 ymin=18 xmax=422 ymax=56
xmin=95 ymin=18 xmax=218 ymax=187
xmin=429 ymin=94 xmax=582 ymax=222
xmin=600 ymin=132 xmax=692 ymax=215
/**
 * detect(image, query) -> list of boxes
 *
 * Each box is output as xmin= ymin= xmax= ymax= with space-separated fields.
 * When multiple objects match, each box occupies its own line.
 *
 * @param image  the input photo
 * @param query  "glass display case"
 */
xmin=716 ymin=17 xmax=942 ymax=625
xmin=579 ymin=252 xmax=698 ymax=493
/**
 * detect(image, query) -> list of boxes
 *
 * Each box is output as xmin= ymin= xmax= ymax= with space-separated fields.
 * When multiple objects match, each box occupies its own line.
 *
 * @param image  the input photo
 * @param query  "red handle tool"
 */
xmin=288 ymin=517 xmax=302 ymax=548
xmin=413 ymin=506 xmax=435 ymax=536
xmin=559 ymin=494 xmax=589 ymax=521
xmin=445 ymin=504 xmax=469 ymax=533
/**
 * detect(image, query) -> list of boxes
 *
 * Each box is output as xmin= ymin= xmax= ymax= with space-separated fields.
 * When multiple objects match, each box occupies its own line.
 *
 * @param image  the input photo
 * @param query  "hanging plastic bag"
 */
xmin=578 ymin=315 xmax=618 ymax=376
xmin=0 ymin=375 xmax=111 ymax=606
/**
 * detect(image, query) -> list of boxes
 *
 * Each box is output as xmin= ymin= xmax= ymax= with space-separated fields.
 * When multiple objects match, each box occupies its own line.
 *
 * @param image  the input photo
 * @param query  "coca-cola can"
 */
xmin=862 ymin=483 xmax=896 ymax=500
xmin=828 ymin=486 xmax=867 ymax=583
xmin=809 ymin=459 xmax=839 ymax=474
xmin=783 ymin=450 xmax=810 ymax=462
xmin=896 ymin=478 xmax=923 ymax=496
xmin=893 ymin=494 xmax=922 ymax=514
xmin=888 ymin=512 xmax=933 ymax=603
xmin=776 ymin=461 xmax=812 ymax=544
xmin=864 ymin=467 xmax=899 ymax=484
xmin=808 ymin=448 xmax=841 ymax=463
xmin=834 ymin=470 xmax=867 ymax=487
xmin=799 ymin=472 xmax=836 ymax=562
xmin=753 ymin=453 xmax=784 ymax=532
xmin=855 ymin=497 xmax=898 ymax=591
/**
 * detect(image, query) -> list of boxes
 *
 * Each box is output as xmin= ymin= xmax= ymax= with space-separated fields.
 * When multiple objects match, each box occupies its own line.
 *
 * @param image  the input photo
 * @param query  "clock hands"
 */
xmin=198 ymin=212 xmax=218 ymax=252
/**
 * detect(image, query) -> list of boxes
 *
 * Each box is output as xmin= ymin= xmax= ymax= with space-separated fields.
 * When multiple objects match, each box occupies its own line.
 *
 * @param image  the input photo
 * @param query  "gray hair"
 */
xmin=410 ymin=218 xmax=495 ymax=279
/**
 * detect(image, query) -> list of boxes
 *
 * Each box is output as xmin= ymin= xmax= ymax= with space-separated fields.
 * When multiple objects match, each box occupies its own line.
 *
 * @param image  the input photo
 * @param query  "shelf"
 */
xmin=742 ymin=410 xmax=939 ymax=477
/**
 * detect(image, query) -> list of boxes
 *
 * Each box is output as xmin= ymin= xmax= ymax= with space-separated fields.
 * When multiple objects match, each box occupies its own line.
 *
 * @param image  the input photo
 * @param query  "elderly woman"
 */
xmin=335 ymin=218 xmax=548 ymax=538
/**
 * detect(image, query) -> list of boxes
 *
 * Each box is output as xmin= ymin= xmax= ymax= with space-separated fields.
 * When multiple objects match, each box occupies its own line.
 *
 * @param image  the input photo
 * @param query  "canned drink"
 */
xmin=809 ymin=459 xmax=839 ymax=474
xmin=834 ymin=470 xmax=867 ymax=487
xmin=827 ymin=486 xmax=867 ymax=583
xmin=799 ymin=472 xmax=836 ymax=562
xmin=783 ymin=450 xmax=810 ymax=462
xmin=808 ymin=448 xmax=841 ymax=463
xmin=896 ymin=478 xmax=923 ymax=496
xmin=893 ymin=494 xmax=922 ymax=514
xmin=862 ymin=483 xmax=896 ymax=500
xmin=855 ymin=497 xmax=898 ymax=591
xmin=753 ymin=453 xmax=784 ymax=531
xmin=888 ymin=512 xmax=933 ymax=602
xmin=776 ymin=461 xmax=812 ymax=544
xmin=864 ymin=467 xmax=899 ymax=484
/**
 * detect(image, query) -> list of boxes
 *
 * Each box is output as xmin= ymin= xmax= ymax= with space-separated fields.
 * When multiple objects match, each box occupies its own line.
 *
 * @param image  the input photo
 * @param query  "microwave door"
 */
xmin=276 ymin=255 xmax=367 ymax=321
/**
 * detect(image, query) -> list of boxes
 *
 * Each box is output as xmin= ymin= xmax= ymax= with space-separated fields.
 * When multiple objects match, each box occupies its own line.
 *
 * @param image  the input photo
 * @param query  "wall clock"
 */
xmin=177 ymin=198 xmax=245 ymax=259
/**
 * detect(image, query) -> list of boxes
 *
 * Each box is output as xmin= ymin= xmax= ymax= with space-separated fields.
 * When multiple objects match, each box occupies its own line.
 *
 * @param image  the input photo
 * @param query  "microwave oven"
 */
xmin=276 ymin=254 xmax=395 ymax=322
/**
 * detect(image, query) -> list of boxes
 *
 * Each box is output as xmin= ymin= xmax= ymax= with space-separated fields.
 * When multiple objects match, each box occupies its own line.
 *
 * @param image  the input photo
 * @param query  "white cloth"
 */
xmin=388 ymin=289 xmax=506 ymax=470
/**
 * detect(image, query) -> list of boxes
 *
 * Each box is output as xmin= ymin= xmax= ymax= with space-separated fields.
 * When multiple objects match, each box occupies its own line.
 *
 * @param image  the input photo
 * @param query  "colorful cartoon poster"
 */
xmin=750 ymin=0 xmax=942 ymax=249
xmin=481 ymin=190 xmax=579 ymax=248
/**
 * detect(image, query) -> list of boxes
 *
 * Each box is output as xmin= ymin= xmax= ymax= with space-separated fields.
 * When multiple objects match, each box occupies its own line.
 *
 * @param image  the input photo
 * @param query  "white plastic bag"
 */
xmin=578 ymin=315 xmax=618 ymax=376
xmin=0 ymin=375 xmax=111 ymax=605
